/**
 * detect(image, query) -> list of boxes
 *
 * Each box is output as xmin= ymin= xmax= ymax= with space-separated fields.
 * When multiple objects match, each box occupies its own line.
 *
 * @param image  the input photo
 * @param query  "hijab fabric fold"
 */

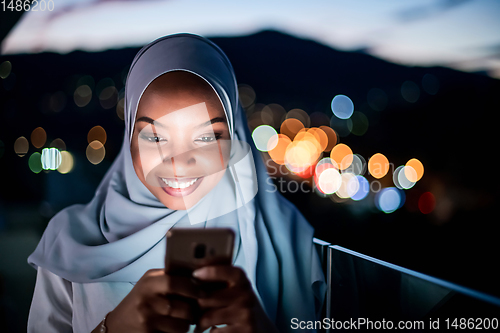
xmin=28 ymin=33 xmax=326 ymax=331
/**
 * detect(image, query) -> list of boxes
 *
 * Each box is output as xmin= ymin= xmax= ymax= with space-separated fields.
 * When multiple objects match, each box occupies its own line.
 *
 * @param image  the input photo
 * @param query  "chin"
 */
xmin=155 ymin=187 xmax=206 ymax=210
xmin=161 ymin=199 xmax=190 ymax=210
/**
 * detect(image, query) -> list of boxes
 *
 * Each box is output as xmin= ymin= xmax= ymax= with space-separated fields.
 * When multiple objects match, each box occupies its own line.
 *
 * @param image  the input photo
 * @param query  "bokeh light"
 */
xmin=368 ymin=153 xmax=389 ymax=179
xmin=331 ymin=94 xmax=354 ymax=119
xmin=248 ymin=110 xmax=274 ymax=129
xmin=49 ymin=138 xmax=66 ymax=151
xmin=422 ymin=74 xmax=439 ymax=95
xmin=42 ymin=91 xmax=67 ymax=114
xmin=268 ymin=134 xmax=291 ymax=165
xmin=317 ymin=168 xmax=342 ymax=194
xmin=14 ymin=136 xmax=29 ymax=157
xmin=405 ymin=158 xmax=424 ymax=182
xmin=398 ymin=166 xmax=416 ymax=189
xmin=261 ymin=103 xmax=286 ymax=128
xmin=0 ymin=60 xmax=12 ymax=79
xmin=319 ymin=126 xmax=337 ymax=152
xmin=74 ymin=84 xmax=92 ymax=107
xmin=419 ymin=192 xmax=436 ymax=214
xmin=310 ymin=112 xmax=330 ymax=127
xmin=330 ymin=143 xmax=353 ymax=170
xmin=31 ymin=127 xmax=47 ymax=149
xmin=336 ymin=172 xmax=358 ymax=199
xmin=57 ymin=151 xmax=74 ymax=174
xmin=99 ymin=86 xmax=118 ymax=109
xmin=41 ymin=148 xmax=62 ymax=170
xmin=350 ymin=175 xmax=369 ymax=201
xmin=401 ymin=81 xmax=420 ymax=103
xmin=238 ymin=84 xmax=256 ymax=109
xmin=116 ymin=89 xmax=125 ymax=120
xmin=376 ymin=187 xmax=402 ymax=214
xmin=88 ymin=125 xmax=107 ymax=145
xmin=393 ymin=165 xmax=405 ymax=189
xmin=347 ymin=111 xmax=369 ymax=136
xmin=86 ymin=140 xmax=106 ymax=165
xmin=330 ymin=117 xmax=351 ymax=137
xmin=252 ymin=125 xmax=278 ymax=152
xmin=344 ymin=154 xmax=366 ymax=175
xmin=76 ymin=74 xmax=95 ymax=91
xmin=294 ymin=130 xmax=322 ymax=155
xmin=280 ymin=118 xmax=304 ymax=141
xmin=307 ymin=127 xmax=328 ymax=152
xmin=284 ymin=139 xmax=319 ymax=174
xmin=315 ymin=157 xmax=339 ymax=176
xmin=28 ymin=152 xmax=43 ymax=173
xmin=287 ymin=109 xmax=310 ymax=128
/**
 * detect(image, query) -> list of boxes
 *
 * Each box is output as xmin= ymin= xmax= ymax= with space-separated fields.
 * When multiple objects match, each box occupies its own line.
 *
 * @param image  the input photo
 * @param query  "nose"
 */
xmin=162 ymin=145 xmax=197 ymax=176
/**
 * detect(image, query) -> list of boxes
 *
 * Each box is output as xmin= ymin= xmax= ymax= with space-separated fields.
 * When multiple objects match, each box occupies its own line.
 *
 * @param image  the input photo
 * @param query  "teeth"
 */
xmin=161 ymin=178 xmax=198 ymax=189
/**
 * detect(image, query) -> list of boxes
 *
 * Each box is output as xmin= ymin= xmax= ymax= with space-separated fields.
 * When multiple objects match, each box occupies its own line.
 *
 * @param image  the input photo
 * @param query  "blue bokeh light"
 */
xmin=331 ymin=94 xmax=354 ymax=119
xmin=375 ymin=187 xmax=402 ymax=213
xmin=351 ymin=175 xmax=369 ymax=201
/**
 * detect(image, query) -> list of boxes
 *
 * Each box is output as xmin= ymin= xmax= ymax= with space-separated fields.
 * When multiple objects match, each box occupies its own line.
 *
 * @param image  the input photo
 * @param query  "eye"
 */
xmin=195 ymin=133 xmax=221 ymax=143
xmin=139 ymin=133 xmax=167 ymax=143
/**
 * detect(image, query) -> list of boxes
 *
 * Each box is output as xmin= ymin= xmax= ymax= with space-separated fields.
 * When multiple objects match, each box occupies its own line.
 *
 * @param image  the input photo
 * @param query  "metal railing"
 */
xmin=313 ymin=238 xmax=500 ymax=333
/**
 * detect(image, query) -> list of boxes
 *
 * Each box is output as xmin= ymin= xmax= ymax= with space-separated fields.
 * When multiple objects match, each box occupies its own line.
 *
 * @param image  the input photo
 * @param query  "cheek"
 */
xmin=195 ymin=150 xmax=229 ymax=175
xmin=134 ymin=146 xmax=164 ymax=180
xmin=199 ymin=168 xmax=226 ymax=193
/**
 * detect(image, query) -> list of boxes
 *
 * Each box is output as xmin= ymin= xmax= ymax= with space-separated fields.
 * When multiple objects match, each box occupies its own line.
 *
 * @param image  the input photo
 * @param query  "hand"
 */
xmin=192 ymin=265 xmax=279 ymax=333
xmin=95 ymin=268 xmax=202 ymax=333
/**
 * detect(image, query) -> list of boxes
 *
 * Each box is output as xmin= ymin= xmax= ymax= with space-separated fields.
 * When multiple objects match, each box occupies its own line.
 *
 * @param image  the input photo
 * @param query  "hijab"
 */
xmin=28 ymin=33 xmax=326 ymax=331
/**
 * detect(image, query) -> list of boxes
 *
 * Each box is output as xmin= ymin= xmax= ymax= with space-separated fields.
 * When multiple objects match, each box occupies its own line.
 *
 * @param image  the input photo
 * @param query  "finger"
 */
xmin=148 ymin=295 xmax=196 ymax=321
xmin=142 ymin=271 xmax=202 ymax=299
xmin=210 ymin=326 xmax=239 ymax=333
xmin=193 ymin=266 xmax=249 ymax=288
xmin=196 ymin=306 xmax=247 ymax=333
xmin=150 ymin=314 xmax=191 ymax=333
xmin=197 ymin=285 xmax=252 ymax=308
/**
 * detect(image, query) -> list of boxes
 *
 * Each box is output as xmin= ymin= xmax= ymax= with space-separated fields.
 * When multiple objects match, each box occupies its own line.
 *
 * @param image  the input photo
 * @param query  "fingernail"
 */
xmin=192 ymin=268 xmax=206 ymax=278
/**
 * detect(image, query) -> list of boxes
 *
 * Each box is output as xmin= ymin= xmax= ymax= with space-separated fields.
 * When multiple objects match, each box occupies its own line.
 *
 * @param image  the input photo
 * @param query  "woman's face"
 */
xmin=130 ymin=71 xmax=231 ymax=210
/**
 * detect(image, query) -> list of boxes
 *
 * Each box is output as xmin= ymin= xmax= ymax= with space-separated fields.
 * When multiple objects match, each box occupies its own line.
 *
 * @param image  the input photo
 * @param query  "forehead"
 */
xmin=136 ymin=71 xmax=225 ymax=120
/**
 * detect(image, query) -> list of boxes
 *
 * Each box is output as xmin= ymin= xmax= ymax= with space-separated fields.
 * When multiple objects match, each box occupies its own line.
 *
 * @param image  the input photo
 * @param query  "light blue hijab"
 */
xmin=28 ymin=33 xmax=326 ymax=332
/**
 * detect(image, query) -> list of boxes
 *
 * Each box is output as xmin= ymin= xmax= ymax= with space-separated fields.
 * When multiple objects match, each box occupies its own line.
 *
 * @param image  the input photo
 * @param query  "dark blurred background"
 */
xmin=1 ymin=1 xmax=500 ymax=332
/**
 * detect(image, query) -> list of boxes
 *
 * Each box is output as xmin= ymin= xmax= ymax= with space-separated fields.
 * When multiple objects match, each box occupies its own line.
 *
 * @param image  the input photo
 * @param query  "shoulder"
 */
xmin=35 ymin=266 xmax=73 ymax=295
xmin=28 ymin=267 xmax=73 ymax=332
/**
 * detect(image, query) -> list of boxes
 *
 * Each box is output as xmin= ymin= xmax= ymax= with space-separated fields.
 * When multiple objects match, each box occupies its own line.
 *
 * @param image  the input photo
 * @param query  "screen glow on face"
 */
xmin=131 ymin=100 xmax=232 ymax=210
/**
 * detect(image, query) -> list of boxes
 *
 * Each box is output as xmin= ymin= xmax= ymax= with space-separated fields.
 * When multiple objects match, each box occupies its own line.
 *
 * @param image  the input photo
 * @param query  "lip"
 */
xmin=157 ymin=176 xmax=204 ymax=197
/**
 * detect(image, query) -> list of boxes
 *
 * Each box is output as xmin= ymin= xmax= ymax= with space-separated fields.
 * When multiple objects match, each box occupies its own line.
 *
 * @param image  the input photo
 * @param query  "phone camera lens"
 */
xmin=194 ymin=243 xmax=206 ymax=259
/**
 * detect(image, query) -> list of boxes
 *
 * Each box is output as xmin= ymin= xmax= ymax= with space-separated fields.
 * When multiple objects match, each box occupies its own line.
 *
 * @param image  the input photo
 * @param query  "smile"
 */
xmin=160 ymin=177 xmax=198 ymax=189
xmin=157 ymin=176 xmax=203 ymax=197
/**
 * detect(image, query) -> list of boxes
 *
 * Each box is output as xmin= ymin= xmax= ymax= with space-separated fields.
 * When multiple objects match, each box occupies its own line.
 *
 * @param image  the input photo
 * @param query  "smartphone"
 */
xmin=165 ymin=227 xmax=235 ymax=277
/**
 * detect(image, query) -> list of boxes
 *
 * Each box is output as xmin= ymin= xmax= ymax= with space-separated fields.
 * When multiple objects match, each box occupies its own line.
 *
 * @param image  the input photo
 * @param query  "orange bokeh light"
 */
xmin=319 ymin=126 xmax=337 ymax=152
xmin=405 ymin=158 xmax=424 ymax=182
xmin=268 ymin=134 xmax=291 ymax=165
xmin=330 ymin=143 xmax=353 ymax=170
xmin=307 ymin=127 xmax=328 ymax=152
xmin=280 ymin=118 xmax=304 ymax=141
xmin=368 ymin=153 xmax=389 ymax=179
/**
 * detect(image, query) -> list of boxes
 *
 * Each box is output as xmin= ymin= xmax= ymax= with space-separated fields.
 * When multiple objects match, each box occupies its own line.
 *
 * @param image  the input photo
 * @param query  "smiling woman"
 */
xmin=130 ymin=71 xmax=231 ymax=210
xmin=26 ymin=33 xmax=326 ymax=333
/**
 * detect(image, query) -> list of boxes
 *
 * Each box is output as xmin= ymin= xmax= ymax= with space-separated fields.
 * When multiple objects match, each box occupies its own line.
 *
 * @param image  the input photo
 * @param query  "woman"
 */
xmin=27 ymin=33 xmax=326 ymax=333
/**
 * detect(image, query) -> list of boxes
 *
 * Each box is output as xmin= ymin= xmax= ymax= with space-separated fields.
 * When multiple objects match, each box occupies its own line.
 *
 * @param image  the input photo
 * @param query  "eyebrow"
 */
xmin=196 ymin=116 xmax=227 ymax=129
xmin=136 ymin=116 xmax=227 ymax=129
